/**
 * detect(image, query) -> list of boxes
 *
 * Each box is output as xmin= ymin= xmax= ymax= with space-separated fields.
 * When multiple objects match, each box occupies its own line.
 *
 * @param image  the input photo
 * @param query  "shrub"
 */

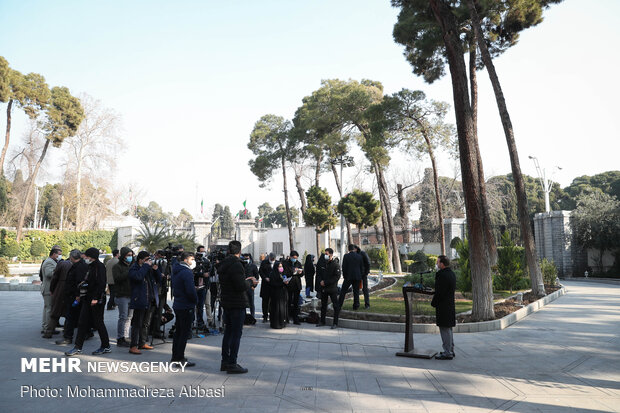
xmin=541 ymin=258 xmax=558 ymax=286
xmin=1 ymin=239 xmax=20 ymax=258
xmin=495 ymin=232 xmax=526 ymax=292
xmin=404 ymin=272 xmax=435 ymax=287
xmin=367 ymin=245 xmax=390 ymax=272
xmin=30 ymin=240 xmax=47 ymax=259
xmin=454 ymin=239 xmax=471 ymax=292
xmin=0 ymin=257 xmax=8 ymax=276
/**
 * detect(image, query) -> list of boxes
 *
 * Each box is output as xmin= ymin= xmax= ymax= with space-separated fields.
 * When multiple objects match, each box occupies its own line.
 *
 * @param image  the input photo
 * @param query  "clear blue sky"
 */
xmin=1 ymin=0 xmax=619 ymax=218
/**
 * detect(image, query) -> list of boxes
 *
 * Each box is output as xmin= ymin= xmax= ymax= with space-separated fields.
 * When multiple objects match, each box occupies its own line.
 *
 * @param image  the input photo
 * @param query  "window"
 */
xmin=272 ymin=242 xmax=283 ymax=257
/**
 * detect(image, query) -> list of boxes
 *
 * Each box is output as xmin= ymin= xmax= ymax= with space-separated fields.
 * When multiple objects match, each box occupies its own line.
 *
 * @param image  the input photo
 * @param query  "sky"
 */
xmin=1 ymin=0 xmax=619 ymax=220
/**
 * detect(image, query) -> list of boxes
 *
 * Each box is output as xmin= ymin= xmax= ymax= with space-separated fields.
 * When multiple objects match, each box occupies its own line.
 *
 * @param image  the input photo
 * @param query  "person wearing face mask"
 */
xmin=65 ymin=248 xmax=111 ymax=356
xmin=43 ymin=254 xmax=72 ymax=339
xmin=55 ymin=250 xmax=88 ymax=345
xmin=317 ymin=248 xmax=341 ymax=329
xmin=258 ymin=252 xmax=276 ymax=323
xmin=268 ymin=261 xmax=288 ymax=329
xmin=283 ymin=251 xmax=303 ymax=325
xmin=170 ymin=251 xmax=198 ymax=367
xmin=128 ymin=251 xmax=159 ymax=354
xmin=40 ymin=247 xmax=62 ymax=335
xmin=112 ymin=247 xmax=134 ymax=347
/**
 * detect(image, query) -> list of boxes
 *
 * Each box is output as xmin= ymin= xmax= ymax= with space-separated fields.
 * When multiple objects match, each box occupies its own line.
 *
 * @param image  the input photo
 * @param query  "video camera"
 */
xmin=162 ymin=243 xmax=183 ymax=261
xmin=194 ymin=251 xmax=211 ymax=289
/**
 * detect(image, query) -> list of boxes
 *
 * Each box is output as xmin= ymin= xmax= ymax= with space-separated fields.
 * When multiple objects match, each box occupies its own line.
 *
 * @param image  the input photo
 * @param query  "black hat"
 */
xmin=84 ymin=248 xmax=99 ymax=260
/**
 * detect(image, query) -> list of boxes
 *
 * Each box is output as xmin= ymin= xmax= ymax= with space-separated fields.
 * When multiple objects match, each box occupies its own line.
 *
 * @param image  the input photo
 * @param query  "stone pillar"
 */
xmin=443 ymin=218 xmax=466 ymax=260
xmin=533 ymin=210 xmax=584 ymax=278
xmin=190 ymin=220 xmax=212 ymax=249
xmin=235 ymin=219 xmax=256 ymax=254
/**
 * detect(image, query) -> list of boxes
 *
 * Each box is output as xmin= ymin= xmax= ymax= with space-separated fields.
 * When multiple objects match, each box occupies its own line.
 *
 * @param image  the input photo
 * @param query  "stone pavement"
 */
xmin=0 ymin=280 xmax=618 ymax=412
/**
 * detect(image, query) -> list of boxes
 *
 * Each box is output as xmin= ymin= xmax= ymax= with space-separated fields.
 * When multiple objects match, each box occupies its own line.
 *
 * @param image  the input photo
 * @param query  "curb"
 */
xmin=325 ymin=285 xmax=567 ymax=333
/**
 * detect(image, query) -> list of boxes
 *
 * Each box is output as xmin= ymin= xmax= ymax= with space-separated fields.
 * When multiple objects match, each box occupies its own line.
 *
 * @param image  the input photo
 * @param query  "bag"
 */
xmin=244 ymin=313 xmax=257 ymax=325
xmin=305 ymin=311 xmax=319 ymax=324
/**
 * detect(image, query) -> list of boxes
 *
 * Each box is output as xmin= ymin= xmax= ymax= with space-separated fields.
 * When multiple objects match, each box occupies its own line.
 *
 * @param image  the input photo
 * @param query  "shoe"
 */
xmin=183 ymin=359 xmax=196 ymax=367
xmin=42 ymin=333 xmax=53 ymax=339
xmin=316 ymin=322 xmax=326 ymax=327
xmin=293 ymin=321 xmax=301 ymax=325
xmin=139 ymin=344 xmax=154 ymax=350
xmin=331 ymin=324 xmax=338 ymax=329
xmin=226 ymin=364 xmax=248 ymax=374
xmin=117 ymin=338 xmax=130 ymax=347
xmin=365 ymin=304 xmax=370 ymax=309
xmin=129 ymin=346 xmax=141 ymax=355
xmin=65 ymin=347 xmax=82 ymax=356
xmin=56 ymin=338 xmax=72 ymax=345
xmin=435 ymin=353 xmax=453 ymax=360
xmin=92 ymin=347 xmax=111 ymax=355
xmin=220 ymin=361 xmax=232 ymax=371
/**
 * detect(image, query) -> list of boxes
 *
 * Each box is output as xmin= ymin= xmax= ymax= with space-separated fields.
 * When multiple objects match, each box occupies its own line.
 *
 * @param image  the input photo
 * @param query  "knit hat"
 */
xmin=84 ymin=248 xmax=99 ymax=260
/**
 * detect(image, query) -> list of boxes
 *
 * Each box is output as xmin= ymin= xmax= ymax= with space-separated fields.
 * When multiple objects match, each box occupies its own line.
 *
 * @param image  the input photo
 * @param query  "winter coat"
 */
xmin=358 ymin=250 xmax=371 ymax=277
xmin=342 ymin=251 xmax=363 ymax=281
xmin=40 ymin=257 xmax=57 ymax=296
xmin=171 ymin=262 xmax=198 ymax=310
xmin=105 ymin=257 xmax=119 ymax=285
xmin=218 ymin=255 xmax=252 ymax=309
xmin=431 ymin=267 xmax=457 ymax=327
xmin=64 ymin=259 xmax=88 ymax=301
xmin=283 ymin=258 xmax=303 ymax=292
xmin=112 ymin=247 xmax=133 ymax=298
xmin=129 ymin=262 xmax=153 ymax=310
xmin=316 ymin=254 xmax=327 ymax=285
xmin=84 ymin=259 xmax=107 ymax=303
xmin=258 ymin=258 xmax=275 ymax=297
xmin=322 ymin=258 xmax=341 ymax=293
xmin=50 ymin=259 xmax=72 ymax=318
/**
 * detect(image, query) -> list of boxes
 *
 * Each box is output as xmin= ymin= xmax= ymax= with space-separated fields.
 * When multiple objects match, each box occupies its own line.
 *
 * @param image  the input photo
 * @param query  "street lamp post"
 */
xmin=331 ymin=155 xmax=355 ymax=262
xmin=528 ymin=155 xmax=562 ymax=213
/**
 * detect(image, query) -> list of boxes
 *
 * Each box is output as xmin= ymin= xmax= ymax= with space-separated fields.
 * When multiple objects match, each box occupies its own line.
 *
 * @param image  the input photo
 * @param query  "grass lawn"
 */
xmin=342 ymin=278 xmax=526 ymax=315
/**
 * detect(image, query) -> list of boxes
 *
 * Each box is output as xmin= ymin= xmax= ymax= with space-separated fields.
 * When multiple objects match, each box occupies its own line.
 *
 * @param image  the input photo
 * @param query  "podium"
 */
xmin=395 ymin=285 xmax=437 ymax=359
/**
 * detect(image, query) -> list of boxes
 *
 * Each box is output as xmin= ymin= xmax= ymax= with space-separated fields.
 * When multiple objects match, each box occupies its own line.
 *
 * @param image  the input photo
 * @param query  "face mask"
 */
xmin=126 ymin=256 xmax=133 ymax=263
xmin=57 ymin=255 xmax=63 ymax=261
xmin=189 ymin=261 xmax=197 ymax=270
xmin=324 ymin=254 xmax=330 ymax=261
xmin=291 ymin=258 xmax=297 ymax=263
xmin=278 ymin=267 xmax=284 ymax=273
xmin=436 ymin=264 xmax=440 ymax=271
xmin=84 ymin=258 xmax=93 ymax=265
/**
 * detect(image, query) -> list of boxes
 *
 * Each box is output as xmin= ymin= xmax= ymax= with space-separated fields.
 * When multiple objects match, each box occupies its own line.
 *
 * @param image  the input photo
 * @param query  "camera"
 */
xmin=78 ymin=281 xmax=89 ymax=298
xmin=193 ymin=252 xmax=211 ymax=289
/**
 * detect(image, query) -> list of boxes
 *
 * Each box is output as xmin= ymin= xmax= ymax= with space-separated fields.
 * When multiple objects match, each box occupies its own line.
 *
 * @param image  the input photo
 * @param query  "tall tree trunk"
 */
xmin=294 ymin=172 xmax=307 ymax=218
xmin=358 ymin=225 xmax=362 ymax=247
xmin=379 ymin=208 xmax=394 ymax=272
xmin=330 ymin=160 xmax=354 ymax=244
xmin=375 ymin=162 xmax=402 ymax=274
xmin=315 ymin=154 xmax=322 ymax=187
xmin=423 ymin=137 xmax=446 ymax=255
xmin=316 ymin=231 xmax=321 ymax=258
xmin=429 ymin=0 xmax=494 ymax=320
xmin=396 ymin=184 xmax=410 ymax=244
xmin=469 ymin=42 xmax=498 ymax=266
xmin=75 ymin=148 xmax=83 ymax=231
xmin=281 ymin=157 xmax=294 ymax=252
xmin=468 ymin=0 xmax=544 ymax=296
xmin=0 ymin=99 xmax=13 ymax=177
xmin=16 ymin=139 xmax=51 ymax=242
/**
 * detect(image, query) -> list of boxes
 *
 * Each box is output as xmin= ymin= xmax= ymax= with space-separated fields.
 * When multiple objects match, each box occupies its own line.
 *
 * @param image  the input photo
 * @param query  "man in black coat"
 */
xmin=339 ymin=244 xmax=364 ymax=310
xmin=317 ymin=248 xmax=341 ymax=329
xmin=283 ymin=250 xmax=303 ymax=325
xmin=258 ymin=252 xmax=276 ymax=323
xmin=431 ymin=255 xmax=457 ymax=360
xmin=217 ymin=240 xmax=258 ymax=374
xmin=356 ymin=246 xmax=371 ymax=309
xmin=55 ymin=250 xmax=88 ymax=345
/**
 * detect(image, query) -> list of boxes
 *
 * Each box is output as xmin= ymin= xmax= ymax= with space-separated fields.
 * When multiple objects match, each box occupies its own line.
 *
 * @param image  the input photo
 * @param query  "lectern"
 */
xmin=395 ymin=285 xmax=437 ymax=359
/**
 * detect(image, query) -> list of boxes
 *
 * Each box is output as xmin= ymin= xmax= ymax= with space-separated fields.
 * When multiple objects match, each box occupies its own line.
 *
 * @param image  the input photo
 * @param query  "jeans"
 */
xmin=439 ymin=326 xmax=454 ymax=356
xmin=172 ymin=308 xmax=193 ymax=361
xmin=130 ymin=308 xmax=146 ymax=347
xmin=221 ymin=307 xmax=245 ymax=365
xmin=246 ymin=288 xmax=255 ymax=318
xmin=196 ymin=288 xmax=207 ymax=326
xmin=116 ymin=297 xmax=133 ymax=339
xmin=63 ymin=299 xmax=81 ymax=340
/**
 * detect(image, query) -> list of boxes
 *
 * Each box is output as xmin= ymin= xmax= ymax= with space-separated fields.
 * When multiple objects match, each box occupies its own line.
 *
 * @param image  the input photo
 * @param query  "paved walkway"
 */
xmin=0 ymin=280 xmax=618 ymax=412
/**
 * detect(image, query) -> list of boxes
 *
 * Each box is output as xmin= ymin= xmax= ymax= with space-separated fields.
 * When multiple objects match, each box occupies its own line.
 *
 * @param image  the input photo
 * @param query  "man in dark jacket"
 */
xmin=128 ymin=251 xmax=157 ymax=354
xmin=258 ymin=252 xmax=276 ymax=323
xmin=339 ymin=244 xmax=364 ymax=310
xmin=171 ymin=251 xmax=198 ymax=366
xmin=242 ymin=253 xmax=259 ymax=319
xmin=356 ymin=246 xmax=371 ymax=309
xmin=43 ymin=258 xmax=73 ymax=338
xmin=283 ymin=250 xmax=303 ymax=325
xmin=318 ymin=248 xmax=341 ymax=329
xmin=55 ymin=250 xmax=88 ymax=345
xmin=217 ymin=240 xmax=258 ymax=374
xmin=65 ymin=248 xmax=111 ymax=356
xmin=315 ymin=252 xmax=326 ymax=297
xmin=431 ymin=255 xmax=457 ymax=360
xmin=112 ymin=247 xmax=134 ymax=347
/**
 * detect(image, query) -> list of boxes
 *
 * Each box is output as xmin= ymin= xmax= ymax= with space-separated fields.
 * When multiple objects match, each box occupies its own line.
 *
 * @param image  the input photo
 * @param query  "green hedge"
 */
xmin=0 ymin=229 xmax=115 ymax=260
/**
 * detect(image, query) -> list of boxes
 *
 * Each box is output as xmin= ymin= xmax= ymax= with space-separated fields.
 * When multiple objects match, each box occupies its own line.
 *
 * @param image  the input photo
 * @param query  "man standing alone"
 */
xmin=339 ymin=244 xmax=363 ymax=311
xmin=431 ymin=255 xmax=456 ymax=360
xmin=217 ymin=240 xmax=258 ymax=374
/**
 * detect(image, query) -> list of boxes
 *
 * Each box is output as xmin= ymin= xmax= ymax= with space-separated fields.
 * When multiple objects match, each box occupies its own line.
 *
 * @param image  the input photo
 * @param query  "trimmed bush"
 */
xmin=541 ymin=258 xmax=558 ymax=286
xmin=367 ymin=245 xmax=390 ymax=272
xmin=0 ymin=257 xmax=9 ymax=276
